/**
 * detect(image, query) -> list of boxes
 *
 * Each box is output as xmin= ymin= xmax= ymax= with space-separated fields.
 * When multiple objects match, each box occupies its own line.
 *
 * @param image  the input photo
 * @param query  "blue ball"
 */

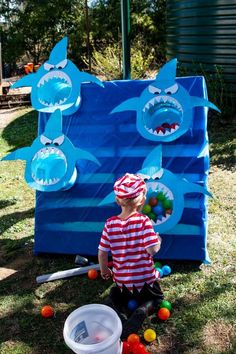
xmin=162 ymin=265 xmax=171 ymax=276
xmin=152 ymin=204 xmax=164 ymax=216
xmin=156 ymin=267 xmax=163 ymax=278
xmin=127 ymin=299 xmax=138 ymax=311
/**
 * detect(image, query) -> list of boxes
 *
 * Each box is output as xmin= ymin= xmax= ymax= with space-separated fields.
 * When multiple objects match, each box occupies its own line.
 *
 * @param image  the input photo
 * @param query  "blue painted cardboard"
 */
xmin=35 ymin=76 xmax=212 ymax=263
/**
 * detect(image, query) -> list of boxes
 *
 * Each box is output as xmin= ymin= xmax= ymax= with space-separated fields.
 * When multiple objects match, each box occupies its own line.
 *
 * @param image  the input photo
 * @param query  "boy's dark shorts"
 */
xmin=110 ymin=280 xmax=164 ymax=308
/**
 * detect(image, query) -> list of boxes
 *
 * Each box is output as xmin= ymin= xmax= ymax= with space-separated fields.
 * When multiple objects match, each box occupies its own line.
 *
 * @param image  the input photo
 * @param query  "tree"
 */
xmin=1 ymin=0 xmax=86 ymax=73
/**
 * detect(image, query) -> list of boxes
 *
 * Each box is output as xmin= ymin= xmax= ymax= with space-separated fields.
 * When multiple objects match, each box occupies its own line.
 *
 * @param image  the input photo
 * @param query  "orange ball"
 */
xmin=87 ymin=268 xmax=98 ymax=280
xmin=41 ymin=305 xmax=54 ymax=318
xmin=157 ymin=307 xmax=170 ymax=320
xmin=127 ymin=333 xmax=140 ymax=346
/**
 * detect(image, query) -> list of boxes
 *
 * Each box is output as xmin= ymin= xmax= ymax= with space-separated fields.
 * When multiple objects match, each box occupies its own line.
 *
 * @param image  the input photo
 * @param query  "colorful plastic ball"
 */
xmin=127 ymin=299 xmax=138 ymax=311
xmin=160 ymin=300 xmax=172 ymax=311
xmin=165 ymin=208 xmax=172 ymax=215
xmin=122 ymin=341 xmax=132 ymax=354
xmin=156 ymin=192 xmax=165 ymax=201
xmin=144 ymin=328 xmax=157 ymax=342
xmin=154 ymin=261 xmax=162 ymax=269
xmin=127 ymin=333 xmax=140 ymax=346
xmin=147 ymin=211 xmax=156 ymax=221
xmin=41 ymin=305 xmax=54 ymax=318
xmin=162 ymin=265 xmax=171 ymax=276
xmin=157 ymin=307 xmax=170 ymax=320
xmin=87 ymin=268 xmax=98 ymax=279
xmin=152 ymin=205 xmax=164 ymax=216
xmin=132 ymin=342 xmax=147 ymax=353
xmin=156 ymin=267 xmax=163 ymax=278
xmin=162 ymin=199 xmax=173 ymax=209
xmin=142 ymin=204 xmax=152 ymax=214
xmin=148 ymin=197 xmax=158 ymax=207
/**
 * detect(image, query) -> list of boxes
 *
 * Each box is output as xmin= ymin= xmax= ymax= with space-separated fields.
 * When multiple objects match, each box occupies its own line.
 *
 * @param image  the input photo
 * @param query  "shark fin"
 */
xmin=1 ymin=147 xmax=31 ymax=161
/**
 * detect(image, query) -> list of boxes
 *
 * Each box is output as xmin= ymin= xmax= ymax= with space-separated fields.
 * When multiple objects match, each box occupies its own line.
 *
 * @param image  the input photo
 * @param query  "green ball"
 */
xmin=160 ymin=300 xmax=172 ymax=311
xmin=163 ymin=199 xmax=173 ymax=209
xmin=142 ymin=204 xmax=152 ymax=214
xmin=154 ymin=261 xmax=162 ymax=269
xmin=147 ymin=211 xmax=156 ymax=221
xmin=157 ymin=192 xmax=165 ymax=201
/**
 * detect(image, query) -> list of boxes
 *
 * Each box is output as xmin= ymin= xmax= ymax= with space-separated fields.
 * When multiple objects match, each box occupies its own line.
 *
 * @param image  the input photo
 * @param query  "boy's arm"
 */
xmin=146 ymin=234 xmax=162 ymax=256
xmin=98 ymin=250 xmax=112 ymax=280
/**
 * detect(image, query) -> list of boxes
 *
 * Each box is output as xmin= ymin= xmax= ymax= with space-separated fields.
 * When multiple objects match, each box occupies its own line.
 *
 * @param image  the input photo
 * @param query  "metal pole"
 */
xmin=85 ymin=0 xmax=91 ymax=72
xmin=0 ymin=35 xmax=2 ymax=85
xmin=121 ymin=0 xmax=131 ymax=79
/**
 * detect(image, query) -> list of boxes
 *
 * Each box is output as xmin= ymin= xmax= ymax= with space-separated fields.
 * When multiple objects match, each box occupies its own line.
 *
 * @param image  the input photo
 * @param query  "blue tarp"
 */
xmin=35 ymin=76 xmax=210 ymax=263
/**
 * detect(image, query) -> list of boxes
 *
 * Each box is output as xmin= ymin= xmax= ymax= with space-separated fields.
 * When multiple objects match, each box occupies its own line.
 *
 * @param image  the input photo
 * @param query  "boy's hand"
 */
xmin=101 ymin=267 xmax=112 ymax=280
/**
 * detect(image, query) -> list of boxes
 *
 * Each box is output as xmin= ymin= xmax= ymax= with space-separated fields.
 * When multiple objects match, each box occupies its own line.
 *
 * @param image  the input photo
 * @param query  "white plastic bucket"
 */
xmin=63 ymin=304 xmax=123 ymax=354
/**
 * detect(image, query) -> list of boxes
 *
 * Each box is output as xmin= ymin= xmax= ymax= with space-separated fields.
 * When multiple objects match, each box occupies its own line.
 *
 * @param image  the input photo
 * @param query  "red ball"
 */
xmin=122 ymin=341 xmax=132 ymax=354
xmin=157 ymin=307 xmax=170 ymax=320
xmin=41 ymin=305 xmax=54 ymax=318
xmin=149 ymin=197 xmax=158 ymax=207
xmin=127 ymin=333 xmax=140 ymax=346
xmin=132 ymin=342 xmax=147 ymax=354
xmin=87 ymin=269 xmax=98 ymax=280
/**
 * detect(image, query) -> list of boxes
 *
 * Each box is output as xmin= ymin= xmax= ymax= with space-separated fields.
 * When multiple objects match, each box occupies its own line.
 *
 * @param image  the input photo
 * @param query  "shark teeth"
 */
xmin=37 ymin=70 xmax=72 ymax=88
xmin=32 ymin=147 xmax=66 ymax=160
xmin=37 ymin=70 xmax=72 ymax=107
xmin=31 ymin=174 xmax=60 ymax=186
xmin=142 ymin=95 xmax=183 ymax=113
xmin=144 ymin=124 xmax=179 ymax=136
xmin=31 ymin=147 xmax=66 ymax=186
xmin=146 ymin=181 xmax=174 ymax=226
xmin=38 ymin=97 xmax=67 ymax=107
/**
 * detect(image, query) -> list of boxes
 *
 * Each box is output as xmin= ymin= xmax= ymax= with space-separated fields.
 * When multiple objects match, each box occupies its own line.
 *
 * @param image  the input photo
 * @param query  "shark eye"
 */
xmin=164 ymin=83 xmax=178 ymax=95
xmin=53 ymin=135 xmax=64 ymax=146
xmin=56 ymin=59 xmax=67 ymax=69
xmin=40 ymin=135 xmax=52 ymax=145
xmin=148 ymin=85 xmax=161 ymax=95
xmin=44 ymin=62 xmax=55 ymax=71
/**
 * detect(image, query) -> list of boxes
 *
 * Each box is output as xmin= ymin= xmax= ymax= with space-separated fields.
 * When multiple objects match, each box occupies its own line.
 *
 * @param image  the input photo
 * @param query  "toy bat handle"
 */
xmin=36 ymin=262 xmax=112 ymax=284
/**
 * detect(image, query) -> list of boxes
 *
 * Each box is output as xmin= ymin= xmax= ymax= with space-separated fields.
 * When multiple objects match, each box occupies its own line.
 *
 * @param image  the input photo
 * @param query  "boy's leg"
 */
xmin=121 ymin=282 xmax=164 ymax=339
xmin=103 ymin=285 xmax=128 ymax=324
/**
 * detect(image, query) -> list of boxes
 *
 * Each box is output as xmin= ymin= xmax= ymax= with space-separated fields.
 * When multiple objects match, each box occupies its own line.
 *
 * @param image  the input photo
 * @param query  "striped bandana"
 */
xmin=114 ymin=173 xmax=146 ymax=199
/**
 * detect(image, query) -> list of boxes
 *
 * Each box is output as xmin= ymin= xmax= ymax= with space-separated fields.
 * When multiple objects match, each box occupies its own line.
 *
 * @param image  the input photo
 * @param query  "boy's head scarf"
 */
xmin=114 ymin=173 xmax=146 ymax=199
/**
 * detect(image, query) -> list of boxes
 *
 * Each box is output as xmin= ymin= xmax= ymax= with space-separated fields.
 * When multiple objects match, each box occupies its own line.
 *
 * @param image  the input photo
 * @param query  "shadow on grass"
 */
xmin=1 ymin=109 xmax=38 ymax=151
xmin=208 ymin=118 xmax=236 ymax=171
xmin=1 ymin=256 xmax=235 ymax=354
xmin=0 ymin=235 xmax=34 ymax=265
xmin=0 ymin=208 xmax=35 ymax=235
xmin=0 ymin=252 xmax=111 ymax=354
xmin=0 ymin=199 xmax=17 ymax=210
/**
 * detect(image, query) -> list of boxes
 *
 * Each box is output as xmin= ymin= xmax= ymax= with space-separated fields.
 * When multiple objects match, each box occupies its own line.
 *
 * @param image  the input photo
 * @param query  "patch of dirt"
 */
xmin=203 ymin=319 xmax=236 ymax=352
xmin=0 ymin=252 xmax=34 ymax=281
xmin=0 ymin=107 xmax=33 ymax=129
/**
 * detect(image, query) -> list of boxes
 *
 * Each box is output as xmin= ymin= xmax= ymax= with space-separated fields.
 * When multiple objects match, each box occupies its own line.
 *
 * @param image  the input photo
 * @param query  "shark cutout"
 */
xmin=1 ymin=109 xmax=100 ymax=192
xmin=11 ymin=37 xmax=103 ymax=115
xmin=112 ymin=58 xmax=220 ymax=142
xmin=99 ymin=145 xmax=211 ymax=233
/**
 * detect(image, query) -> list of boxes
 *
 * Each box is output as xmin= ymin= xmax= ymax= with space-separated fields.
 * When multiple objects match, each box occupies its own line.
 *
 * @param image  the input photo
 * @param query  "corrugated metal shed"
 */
xmin=166 ymin=0 xmax=236 ymax=99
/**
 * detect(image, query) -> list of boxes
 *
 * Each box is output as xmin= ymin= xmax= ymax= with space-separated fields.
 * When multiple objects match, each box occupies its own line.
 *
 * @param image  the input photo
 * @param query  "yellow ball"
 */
xmin=144 ymin=328 xmax=157 ymax=342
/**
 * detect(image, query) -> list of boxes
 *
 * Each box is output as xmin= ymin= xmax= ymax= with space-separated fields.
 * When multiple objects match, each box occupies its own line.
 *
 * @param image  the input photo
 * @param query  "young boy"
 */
xmin=98 ymin=173 xmax=164 ymax=338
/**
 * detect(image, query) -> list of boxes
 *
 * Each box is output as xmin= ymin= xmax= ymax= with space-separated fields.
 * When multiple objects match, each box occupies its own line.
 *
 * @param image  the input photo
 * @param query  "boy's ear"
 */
xmin=115 ymin=196 xmax=120 ymax=205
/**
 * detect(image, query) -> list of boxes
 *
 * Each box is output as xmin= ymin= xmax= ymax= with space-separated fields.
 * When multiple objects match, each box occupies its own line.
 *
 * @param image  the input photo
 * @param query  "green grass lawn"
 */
xmin=0 ymin=108 xmax=235 ymax=354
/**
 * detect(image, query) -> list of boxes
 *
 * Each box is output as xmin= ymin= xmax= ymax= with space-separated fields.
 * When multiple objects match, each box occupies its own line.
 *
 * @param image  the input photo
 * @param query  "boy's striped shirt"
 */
xmin=98 ymin=212 xmax=160 ymax=291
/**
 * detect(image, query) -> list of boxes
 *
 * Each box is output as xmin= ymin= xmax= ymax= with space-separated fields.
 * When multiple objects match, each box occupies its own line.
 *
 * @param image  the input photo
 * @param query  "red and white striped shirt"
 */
xmin=98 ymin=212 xmax=160 ymax=291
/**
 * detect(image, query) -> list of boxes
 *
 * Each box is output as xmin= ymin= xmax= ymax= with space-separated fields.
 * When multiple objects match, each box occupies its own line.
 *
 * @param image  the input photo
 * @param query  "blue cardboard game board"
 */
xmin=35 ymin=77 xmax=211 ymax=263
